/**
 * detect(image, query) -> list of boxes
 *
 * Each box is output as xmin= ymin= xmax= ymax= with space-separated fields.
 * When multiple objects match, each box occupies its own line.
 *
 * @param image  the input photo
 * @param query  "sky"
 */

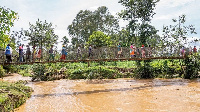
xmin=1 ymin=0 xmax=200 ymax=48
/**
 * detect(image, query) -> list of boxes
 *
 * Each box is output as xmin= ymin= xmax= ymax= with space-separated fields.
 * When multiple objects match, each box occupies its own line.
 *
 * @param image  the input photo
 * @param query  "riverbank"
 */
xmin=0 ymin=74 xmax=32 ymax=112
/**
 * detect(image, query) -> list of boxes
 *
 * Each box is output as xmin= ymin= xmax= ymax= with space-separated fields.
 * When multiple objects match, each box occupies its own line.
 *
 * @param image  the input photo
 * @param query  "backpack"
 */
xmin=5 ymin=46 xmax=11 ymax=55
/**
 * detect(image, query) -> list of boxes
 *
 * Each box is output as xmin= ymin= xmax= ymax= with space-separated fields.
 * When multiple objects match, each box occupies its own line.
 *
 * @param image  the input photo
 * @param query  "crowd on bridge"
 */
xmin=3 ymin=43 xmax=198 ymax=63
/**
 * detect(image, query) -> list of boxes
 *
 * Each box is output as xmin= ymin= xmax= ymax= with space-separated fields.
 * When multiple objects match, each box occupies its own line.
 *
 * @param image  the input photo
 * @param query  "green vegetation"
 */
xmin=0 ymin=65 xmax=5 ymax=77
xmin=18 ymin=56 xmax=196 ymax=81
xmin=0 ymin=6 xmax=18 ymax=49
xmin=0 ymin=81 xmax=33 ymax=112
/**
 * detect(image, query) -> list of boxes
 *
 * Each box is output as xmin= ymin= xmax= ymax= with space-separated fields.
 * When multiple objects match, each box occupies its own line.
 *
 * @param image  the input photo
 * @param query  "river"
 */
xmin=2 ymin=74 xmax=200 ymax=112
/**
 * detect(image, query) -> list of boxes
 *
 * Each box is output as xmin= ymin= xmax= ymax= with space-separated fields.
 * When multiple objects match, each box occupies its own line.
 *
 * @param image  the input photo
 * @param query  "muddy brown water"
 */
xmin=2 ymin=74 xmax=200 ymax=112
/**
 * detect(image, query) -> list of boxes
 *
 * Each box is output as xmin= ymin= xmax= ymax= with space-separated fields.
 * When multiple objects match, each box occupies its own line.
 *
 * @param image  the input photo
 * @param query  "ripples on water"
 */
xmin=5 ymin=77 xmax=198 ymax=112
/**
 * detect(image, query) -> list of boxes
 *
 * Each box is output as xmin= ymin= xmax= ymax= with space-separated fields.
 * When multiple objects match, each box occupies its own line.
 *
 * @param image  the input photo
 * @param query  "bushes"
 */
xmin=134 ymin=60 xmax=154 ymax=79
xmin=69 ymin=66 xmax=117 ymax=79
xmin=0 ymin=65 xmax=5 ymax=77
xmin=183 ymin=54 xmax=200 ymax=79
xmin=32 ymin=64 xmax=47 ymax=81
xmin=3 ymin=65 xmax=19 ymax=73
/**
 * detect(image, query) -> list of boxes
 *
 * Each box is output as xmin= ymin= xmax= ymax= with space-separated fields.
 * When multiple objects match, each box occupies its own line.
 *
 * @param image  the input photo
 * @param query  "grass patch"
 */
xmin=0 ymin=81 xmax=33 ymax=112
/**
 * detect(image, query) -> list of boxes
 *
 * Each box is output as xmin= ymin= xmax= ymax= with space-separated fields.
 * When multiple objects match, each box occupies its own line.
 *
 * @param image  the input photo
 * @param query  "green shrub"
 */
xmin=32 ymin=64 xmax=47 ymax=81
xmin=0 ymin=65 xmax=5 ymax=77
xmin=184 ymin=54 xmax=200 ymax=79
xmin=2 ymin=65 xmax=19 ymax=73
xmin=69 ymin=66 xmax=117 ymax=79
xmin=134 ymin=60 xmax=154 ymax=79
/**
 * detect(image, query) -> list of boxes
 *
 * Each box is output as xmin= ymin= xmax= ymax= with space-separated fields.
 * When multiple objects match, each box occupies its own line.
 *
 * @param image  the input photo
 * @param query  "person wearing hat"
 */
xmin=5 ymin=44 xmax=12 ymax=63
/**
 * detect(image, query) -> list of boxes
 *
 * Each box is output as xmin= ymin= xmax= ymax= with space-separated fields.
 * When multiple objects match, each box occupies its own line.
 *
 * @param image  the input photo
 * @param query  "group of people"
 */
xmin=180 ymin=46 xmax=197 ymax=57
xmin=3 ymin=44 xmax=92 ymax=63
xmin=3 ymin=43 xmax=199 ymax=63
xmin=4 ymin=44 xmax=42 ymax=63
xmin=117 ymin=43 xmax=152 ymax=58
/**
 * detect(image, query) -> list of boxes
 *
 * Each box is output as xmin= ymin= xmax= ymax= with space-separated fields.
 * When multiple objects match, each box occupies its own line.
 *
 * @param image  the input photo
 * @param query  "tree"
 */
xmin=61 ymin=36 xmax=69 ymax=48
xmin=87 ymin=31 xmax=112 ymax=47
xmin=68 ymin=6 xmax=119 ymax=45
xmin=10 ymin=28 xmax=27 ymax=47
xmin=0 ymin=6 xmax=18 ymax=49
xmin=25 ymin=19 xmax=58 ymax=59
xmin=118 ymin=0 xmax=160 ymax=46
xmin=162 ymin=14 xmax=197 ymax=47
xmin=25 ymin=19 xmax=58 ymax=49
xmin=117 ymin=28 xmax=131 ymax=47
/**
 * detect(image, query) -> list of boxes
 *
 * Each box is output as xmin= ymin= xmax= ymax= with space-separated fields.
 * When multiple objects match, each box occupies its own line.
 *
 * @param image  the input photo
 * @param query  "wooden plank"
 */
xmin=0 ymin=57 xmax=185 ymax=65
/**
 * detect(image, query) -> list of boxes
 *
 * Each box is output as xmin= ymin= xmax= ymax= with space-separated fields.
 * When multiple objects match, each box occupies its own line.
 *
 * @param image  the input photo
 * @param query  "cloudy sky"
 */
xmin=1 ymin=0 xmax=200 ymax=47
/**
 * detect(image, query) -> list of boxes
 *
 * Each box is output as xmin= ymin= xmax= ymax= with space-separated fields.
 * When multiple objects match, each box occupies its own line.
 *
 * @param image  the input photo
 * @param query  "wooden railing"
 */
xmin=0 ymin=46 xmax=188 ymax=65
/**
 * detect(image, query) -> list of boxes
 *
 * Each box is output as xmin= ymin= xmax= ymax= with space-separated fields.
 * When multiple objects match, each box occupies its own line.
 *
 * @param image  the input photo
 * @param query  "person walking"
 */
xmin=148 ymin=45 xmax=152 ymax=57
xmin=193 ymin=46 xmax=197 ymax=53
xmin=5 ymin=44 xmax=12 ymax=63
xmin=32 ymin=45 xmax=36 ymax=62
xmin=88 ymin=45 xmax=93 ymax=59
xmin=19 ymin=44 xmax=24 ymax=62
xmin=141 ymin=45 xmax=146 ymax=58
xmin=180 ymin=46 xmax=185 ymax=57
xmin=37 ymin=48 xmax=42 ymax=61
xmin=77 ymin=45 xmax=82 ymax=59
xmin=117 ymin=43 xmax=122 ymax=58
xmin=60 ymin=45 xmax=66 ymax=60
xmin=130 ymin=44 xmax=136 ymax=58
xmin=26 ymin=45 xmax=31 ymax=62
xmin=49 ymin=45 xmax=54 ymax=61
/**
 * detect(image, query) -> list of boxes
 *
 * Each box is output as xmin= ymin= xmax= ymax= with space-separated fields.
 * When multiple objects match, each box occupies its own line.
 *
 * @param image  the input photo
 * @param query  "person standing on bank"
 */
xmin=5 ymin=44 xmax=12 ymax=63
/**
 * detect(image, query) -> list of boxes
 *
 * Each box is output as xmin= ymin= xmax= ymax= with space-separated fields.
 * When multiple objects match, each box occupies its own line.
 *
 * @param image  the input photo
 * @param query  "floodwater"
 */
xmin=2 ymin=74 xmax=200 ymax=112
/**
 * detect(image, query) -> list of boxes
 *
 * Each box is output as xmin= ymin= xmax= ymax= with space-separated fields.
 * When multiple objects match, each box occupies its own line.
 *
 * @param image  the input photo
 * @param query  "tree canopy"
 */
xmin=0 ymin=6 xmax=18 ymax=49
xmin=118 ymin=0 xmax=160 ymax=46
xmin=87 ymin=31 xmax=112 ymax=47
xmin=68 ymin=6 xmax=119 ymax=45
xmin=25 ymin=19 xmax=58 ymax=49
xmin=162 ymin=14 xmax=197 ymax=47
